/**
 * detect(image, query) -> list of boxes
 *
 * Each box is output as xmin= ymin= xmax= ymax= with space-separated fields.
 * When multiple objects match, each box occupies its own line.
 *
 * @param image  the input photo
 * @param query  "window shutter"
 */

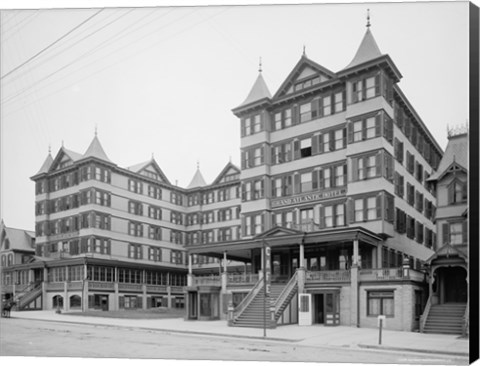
xmin=319 ymin=169 xmax=324 ymax=189
xmin=448 ymin=183 xmax=454 ymax=204
xmin=318 ymin=97 xmax=324 ymax=118
xmin=329 ymin=130 xmax=335 ymax=151
xmin=318 ymin=134 xmax=324 ymax=153
xmin=241 ymin=119 xmax=246 ymax=137
xmin=312 ymin=170 xmax=319 ymax=190
xmin=311 ymin=99 xmax=319 ymax=119
xmin=312 ymin=135 xmax=319 ymax=155
xmin=342 ymin=128 xmax=347 ymax=147
xmin=351 ymin=157 xmax=358 ymax=181
xmin=292 ymin=105 xmax=299 ymax=125
xmin=241 ymin=152 xmax=246 ymax=169
xmin=442 ymin=223 xmax=450 ymax=245
xmin=119 ymin=296 xmax=125 ymax=309
xmin=374 ymin=74 xmax=381 ymax=96
xmin=294 ymin=174 xmax=300 ymax=194
xmin=241 ymin=216 xmax=246 ymax=237
xmin=461 ymin=182 xmax=467 ymax=201
xmin=271 ymin=146 xmax=276 ymax=164
xmin=260 ymin=146 xmax=265 ymax=164
xmin=260 ymin=179 xmax=265 ymax=197
xmin=352 ymin=82 xmax=358 ymax=103
xmin=376 ymin=194 xmax=383 ymax=219
xmin=347 ymin=199 xmax=355 ymax=224
xmin=462 ymin=221 xmax=467 ymax=244
xmin=286 ymin=175 xmax=293 ymax=195
xmin=342 ymin=90 xmax=347 ymax=110
xmin=330 ymin=168 xmax=335 ymax=187
xmin=260 ymin=112 xmax=265 ymax=132
xmin=319 ymin=206 xmax=325 ymax=229
xmin=362 ymin=79 xmax=367 ymax=100
xmin=375 ymin=113 xmax=382 ymax=137
xmin=347 ymin=122 xmax=353 ymax=144
xmin=261 ymin=214 xmax=265 ymax=233
xmin=375 ymin=152 xmax=382 ymax=177
xmin=343 ymin=164 xmax=347 ymax=185
xmin=293 ymin=140 xmax=300 ymax=160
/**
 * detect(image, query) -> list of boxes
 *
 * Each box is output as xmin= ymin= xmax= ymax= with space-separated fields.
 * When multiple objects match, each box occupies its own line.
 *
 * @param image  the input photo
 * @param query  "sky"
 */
xmin=0 ymin=0 xmax=471 ymax=232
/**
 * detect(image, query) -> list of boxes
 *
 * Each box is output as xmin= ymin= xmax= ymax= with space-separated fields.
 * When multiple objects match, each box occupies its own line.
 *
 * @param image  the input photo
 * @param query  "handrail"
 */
xmin=15 ymin=280 xmax=42 ymax=301
xmin=233 ymin=276 xmax=264 ymax=320
xmin=274 ymin=271 xmax=298 ymax=315
xmin=419 ymin=294 xmax=432 ymax=333
xmin=463 ymin=299 xmax=469 ymax=336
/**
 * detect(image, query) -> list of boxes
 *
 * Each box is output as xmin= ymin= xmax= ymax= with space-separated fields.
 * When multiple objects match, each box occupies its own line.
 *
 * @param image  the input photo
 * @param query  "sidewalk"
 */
xmin=8 ymin=310 xmax=469 ymax=357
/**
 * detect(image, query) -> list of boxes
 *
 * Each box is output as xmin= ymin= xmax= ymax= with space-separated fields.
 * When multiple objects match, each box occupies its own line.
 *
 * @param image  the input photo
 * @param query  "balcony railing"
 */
xmin=306 ymin=270 xmax=351 ymax=282
xmin=359 ymin=268 xmax=426 ymax=282
xmin=227 ymin=273 xmax=259 ymax=285
xmin=193 ymin=275 xmax=221 ymax=286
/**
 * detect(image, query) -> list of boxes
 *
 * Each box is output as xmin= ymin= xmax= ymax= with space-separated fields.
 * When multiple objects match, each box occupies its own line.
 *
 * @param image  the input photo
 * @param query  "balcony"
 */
xmin=193 ymin=275 xmax=221 ymax=286
xmin=227 ymin=273 xmax=259 ymax=285
xmin=306 ymin=270 xmax=351 ymax=283
xmin=359 ymin=268 xmax=426 ymax=282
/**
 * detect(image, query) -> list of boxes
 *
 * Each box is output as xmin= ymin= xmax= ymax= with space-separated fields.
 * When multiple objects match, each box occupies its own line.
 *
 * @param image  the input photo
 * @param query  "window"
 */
xmin=188 ymin=194 xmax=199 ymax=206
xmin=148 ymin=247 xmax=162 ymax=262
xmin=273 ymin=211 xmax=294 ymax=229
xmin=300 ymin=138 xmax=312 ymax=158
xmin=443 ymin=221 xmax=467 ymax=245
xmin=94 ymin=166 xmax=111 ymax=183
xmin=406 ymin=216 xmax=416 ymax=239
xmin=416 ymin=222 xmax=424 ymax=244
xmin=321 ymin=203 xmax=345 ymax=228
xmin=415 ymin=191 xmax=424 ymax=213
xmin=300 ymin=102 xmax=312 ymax=122
xmin=242 ymin=114 xmax=262 ymax=136
xmin=170 ymin=230 xmax=183 ymax=244
xmin=406 ymin=151 xmax=415 ymax=174
xmin=448 ymin=180 xmax=467 ymax=204
xmin=242 ymin=179 xmax=264 ymax=201
xmin=148 ymin=226 xmax=162 ymax=241
xmin=242 ymin=146 xmax=264 ymax=169
xmin=300 ymin=172 xmax=313 ymax=193
xmin=271 ymin=142 xmax=292 ymax=164
xmin=128 ymin=179 xmax=143 ymax=194
xmin=128 ymin=244 xmax=143 ymax=259
xmin=170 ymin=211 xmax=183 ymax=225
xmin=171 ymin=192 xmax=183 ymax=206
xmin=299 ymin=208 xmax=314 ymax=230
xmin=353 ymin=196 xmax=380 ymax=222
xmin=94 ymin=190 xmax=111 ymax=206
xmin=359 ymin=155 xmax=376 ymax=180
xmin=321 ymin=95 xmax=332 ymax=116
xmin=128 ymin=222 xmax=143 ymax=237
xmin=148 ymin=206 xmax=162 ymax=220
xmin=415 ymin=162 xmax=424 ymax=183
xmin=333 ymin=91 xmax=345 ymax=113
xmin=394 ymin=138 xmax=404 ymax=164
xmin=245 ymin=213 xmax=264 ymax=236
xmin=407 ymin=183 xmax=415 ymax=206
xmin=217 ymin=228 xmax=232 ymax=242
xmin=352 ymin=75 xmax=380 ymax=103
xmin=367 ymin=291 xmax=394 ymax=317
xmin=334 ymin=165 xmax=346 ymax=187
xmin=170 ymin=250 xmax=183 ymax=264
xmin=394 ymin=173 xmax=404 ymax=198
xmin=334 ymin=129 xmax=345 ymax=150
xmin=218 ymin=188 xmax=230 ymax=202
xmin=129 ymin=201 xmax=143 ymax=216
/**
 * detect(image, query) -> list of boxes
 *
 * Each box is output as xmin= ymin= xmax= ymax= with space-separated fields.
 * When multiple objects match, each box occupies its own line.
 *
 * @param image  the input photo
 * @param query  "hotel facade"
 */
xmin=1 ymin=23 xmax=468 ymax=334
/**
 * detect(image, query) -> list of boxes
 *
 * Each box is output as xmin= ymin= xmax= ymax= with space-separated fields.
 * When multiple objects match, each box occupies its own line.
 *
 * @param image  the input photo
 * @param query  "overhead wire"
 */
xmin=1 ymin=10 xmax=40 ymax=43
xmin=3 ymin=8 xmax=229 ymax=117
xmin=1 ymin=8 xmax=105 ymax=80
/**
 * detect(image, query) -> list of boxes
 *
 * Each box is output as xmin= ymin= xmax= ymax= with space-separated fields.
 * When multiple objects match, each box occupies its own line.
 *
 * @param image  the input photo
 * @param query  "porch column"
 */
xmin=64 ymin=266 xmax=69 ymax=311
xmin=297 ymin=243 xmax=306 ymax=294
xmin=350 ymin=239 xmax=359 ymax=327
xmin=221 ymin=252 xmax=228 ymax=321
xmin=187 ymin=254 xmax=193 ymax=287
xmin=221 ymin=252 xmax=228 ymax=292
xmin=43 ymin=266 xmax=48 ymax=310
xmin=223 ymin=251 xmax=228 ymax=273
xmin=377 ymin=244 xmax=383 ymax=269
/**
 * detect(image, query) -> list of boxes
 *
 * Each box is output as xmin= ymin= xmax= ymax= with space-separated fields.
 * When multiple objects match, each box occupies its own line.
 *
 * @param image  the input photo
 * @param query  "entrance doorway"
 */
xmin=313 ymin=294 xmax=324 ymax=324
xmin=311 ymin=291 xmax=340 ymax=325
xmin=188 ymin=292 xmax=198 ymax=319
xmin=441 ymin=266 xmax=467 ymax=303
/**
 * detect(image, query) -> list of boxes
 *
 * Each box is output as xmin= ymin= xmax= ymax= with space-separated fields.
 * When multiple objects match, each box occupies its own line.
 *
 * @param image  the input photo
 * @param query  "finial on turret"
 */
xmin=258 ymin=57 xmax=262 ymax=73
xmin=48 ymin=144 xmax=51 ymax=154
xmin=303 ymin=44 xmax=306 ymax=56
xmin=95 ymin=124 xmax=98 ymax=137
xmin=366 ymin=9 xmax=371 ymax=28
xmin=61 ymin=140 xmax=64 ymax=147
xmin=197 ymin=160 xmax=200 ymax=170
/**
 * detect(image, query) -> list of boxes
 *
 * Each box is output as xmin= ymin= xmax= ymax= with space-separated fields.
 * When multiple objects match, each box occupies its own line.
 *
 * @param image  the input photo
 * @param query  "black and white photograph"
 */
xmin=0 ymin=0 xmax=477 ymax=365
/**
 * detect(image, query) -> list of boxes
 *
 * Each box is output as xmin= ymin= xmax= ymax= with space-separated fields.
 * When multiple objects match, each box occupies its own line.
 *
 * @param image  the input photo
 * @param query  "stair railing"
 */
xmin=274 ymin=271 xmax=298 ymax=319
xmin=16 ymin=280 xmax=42 ymax=309
xmin=419 ymin=294 xmax=432 ymax=333
xmin=233 ymin=276 xmax=264 ymax=321
xmin=462 ymin=299 xmax=469 ymax=336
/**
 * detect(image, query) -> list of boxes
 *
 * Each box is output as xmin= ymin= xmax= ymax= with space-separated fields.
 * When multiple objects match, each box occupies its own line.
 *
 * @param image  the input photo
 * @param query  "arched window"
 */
xmin=52 ymin=295 xmax=64 ymax=308
xmin=69 ymin=295 xmax=82 ymax=308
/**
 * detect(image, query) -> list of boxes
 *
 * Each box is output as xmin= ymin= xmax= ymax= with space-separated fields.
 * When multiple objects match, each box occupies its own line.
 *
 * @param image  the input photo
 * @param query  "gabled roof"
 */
xmin=344 ymin=27 xmax=383 ymax=70
xmin=127 ymin=158 xmax=171 ymax=184
xmin=47 ymin=146 xmax=83 ymax=172
xmin=255 ymin=226 xmax=303 ymax=239
xmin=35 ymin=153 xmax=54 ymax=175
xmin=1 ymin=223 xmax=35 ymax=253
xmin=426 ymin=243 xmax=468 ymax=263
xmin=273 ymin=55 xmax=336 ymax=99
xmin=82 ymin=135 xmax=112 ymax=163
xmin=236 ymin=72 xmax=272 ymax=109
xmin=187 ymin=168 xmax=207 ymax=189
xmin=211 ymin=162 xmax=240 ymax=185
xmin=428 ymin=133 xmax=468 ymax=181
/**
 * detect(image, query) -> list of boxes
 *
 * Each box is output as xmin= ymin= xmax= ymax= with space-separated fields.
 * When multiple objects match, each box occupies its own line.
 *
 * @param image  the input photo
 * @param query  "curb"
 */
xmin=358 ymin=344 xmax=469 ymax=357
xmin=10 ymin=315 xmax=301 ymax=343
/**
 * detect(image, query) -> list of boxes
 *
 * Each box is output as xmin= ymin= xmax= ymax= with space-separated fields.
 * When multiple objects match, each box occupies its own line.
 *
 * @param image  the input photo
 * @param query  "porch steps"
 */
xmin=16 ymin=284 xmax=43 ymax=310
xmin=423 ymin=303 xmax=466 ymax=335
xmin=232 ymin=284 xmax=294 ymax=328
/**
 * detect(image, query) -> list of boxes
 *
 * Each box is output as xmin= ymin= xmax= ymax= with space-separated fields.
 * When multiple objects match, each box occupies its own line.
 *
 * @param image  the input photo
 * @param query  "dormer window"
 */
xmin=448 ymin=180 xmax=467 ymax=204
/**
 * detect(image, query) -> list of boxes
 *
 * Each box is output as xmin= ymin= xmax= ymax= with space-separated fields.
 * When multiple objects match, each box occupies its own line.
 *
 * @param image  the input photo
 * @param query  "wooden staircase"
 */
xmin=15 ymin=282 xmax=43 ymax=310
xmin=423 ymin=303 xmax=467 ymax=334
xmin=232 ymin=283 xmax=296 ymax=328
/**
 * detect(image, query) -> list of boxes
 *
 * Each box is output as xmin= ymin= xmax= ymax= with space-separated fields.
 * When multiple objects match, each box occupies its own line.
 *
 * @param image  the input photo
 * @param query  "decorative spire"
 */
xmin=366 ymin=9 xmax=371 ymax=28
xmin=61 ymin=140 xmax=64 ymax=147
xmin=152 ymin=152 xmax=154 ymax=159
xmin=197 ymin=160 xmax=200 ymax=169
xmin=48 ymin=144 xmax=51 ymax=154
xmin=303 ymin=44 xmax=306 ymax=56
xmin=95 ymin=123 xmax=98 ymax=137
xmin=258 ymin=57 xmax=262 ymax=73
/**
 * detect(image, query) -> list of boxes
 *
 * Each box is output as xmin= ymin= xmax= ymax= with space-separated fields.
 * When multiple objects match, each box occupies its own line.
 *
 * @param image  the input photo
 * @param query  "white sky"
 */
xmin=0 ymin=0 xmax=472 ymax=231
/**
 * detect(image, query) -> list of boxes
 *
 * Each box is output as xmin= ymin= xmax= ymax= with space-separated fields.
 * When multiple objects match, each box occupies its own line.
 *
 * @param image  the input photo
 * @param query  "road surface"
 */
xmin=0 ymin=318 xmax=467 ymax=365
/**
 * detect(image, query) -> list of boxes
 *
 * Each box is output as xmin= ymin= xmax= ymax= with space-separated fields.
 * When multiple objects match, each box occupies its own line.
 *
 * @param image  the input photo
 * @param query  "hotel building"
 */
xmin=2 ymin=22 xmax=466 ymax=333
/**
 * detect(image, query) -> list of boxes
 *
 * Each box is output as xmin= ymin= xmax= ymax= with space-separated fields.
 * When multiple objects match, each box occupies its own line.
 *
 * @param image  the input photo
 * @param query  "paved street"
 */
xmin=0 ymin=318 xmax=468 ymax=364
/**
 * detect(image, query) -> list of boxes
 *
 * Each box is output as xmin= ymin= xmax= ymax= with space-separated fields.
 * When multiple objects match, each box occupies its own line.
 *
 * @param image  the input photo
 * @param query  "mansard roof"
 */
xmin=82 ymin=135 xmax=112 ymax=163
xmin=187 ymin=167 xmax=207 ymax=189
xmin=428 ymin=133 xmax=468 ymax=181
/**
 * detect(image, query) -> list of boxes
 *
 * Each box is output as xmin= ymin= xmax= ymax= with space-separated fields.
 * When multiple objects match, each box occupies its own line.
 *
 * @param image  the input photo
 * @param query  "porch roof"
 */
xmin=186 ymin=226 xmax=383 ymax=261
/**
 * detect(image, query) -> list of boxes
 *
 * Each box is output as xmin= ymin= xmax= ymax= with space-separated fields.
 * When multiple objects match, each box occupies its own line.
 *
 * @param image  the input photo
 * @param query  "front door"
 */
xmin=188 ymin=292 xmax=198 ymax=319
xmin=324 ymin=292 xmax=340 ymax=326
xmin=313 ymin=294 xmax=324 ymax=324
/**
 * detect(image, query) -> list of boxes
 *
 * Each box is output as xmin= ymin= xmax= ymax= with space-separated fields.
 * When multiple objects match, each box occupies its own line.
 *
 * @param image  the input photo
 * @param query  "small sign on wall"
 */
xmin=377 ymin=315 xmax=386 ymax=328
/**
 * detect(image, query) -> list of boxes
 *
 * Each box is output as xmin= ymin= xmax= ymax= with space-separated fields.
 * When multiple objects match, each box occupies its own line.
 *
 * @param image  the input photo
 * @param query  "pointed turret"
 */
xmin=187 ymin=165 xmax=207 ymax=189
xmin=35 ymin=151 xmax=54 ymax=175
xmin=83 ymin=135 xmax=111 ymax=163
xmin=344 ymin=27 xmax=383 ymax=70
xmin=236 ymin=58 xmax=272 ymax=109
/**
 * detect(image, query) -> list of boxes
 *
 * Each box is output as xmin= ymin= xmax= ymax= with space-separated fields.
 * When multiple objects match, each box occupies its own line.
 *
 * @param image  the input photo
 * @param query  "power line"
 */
xmin=1 ymin=10 xmax=40 ymax=42
xmin=1 ymin=8 xmax=104 ymax=80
